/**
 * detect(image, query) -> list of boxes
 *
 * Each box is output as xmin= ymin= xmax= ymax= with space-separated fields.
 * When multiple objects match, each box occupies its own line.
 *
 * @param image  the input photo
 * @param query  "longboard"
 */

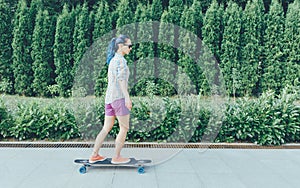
xmin=74 ymin=158 xmax=152 ymax=174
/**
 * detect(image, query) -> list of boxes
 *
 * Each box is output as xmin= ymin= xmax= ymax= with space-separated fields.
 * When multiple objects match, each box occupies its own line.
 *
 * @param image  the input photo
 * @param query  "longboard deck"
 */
xmin=74 ymin=158 xmax=152 ymax=167
xmin=74 ymin=158 xmax=152 ymax=174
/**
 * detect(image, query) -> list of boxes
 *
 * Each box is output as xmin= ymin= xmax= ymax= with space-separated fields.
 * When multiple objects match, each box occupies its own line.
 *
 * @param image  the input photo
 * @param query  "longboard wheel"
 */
xmin=79 ymin=166 xmax=87 ymax=174
xmin=137 ymin=167 xmax=145 ymax=174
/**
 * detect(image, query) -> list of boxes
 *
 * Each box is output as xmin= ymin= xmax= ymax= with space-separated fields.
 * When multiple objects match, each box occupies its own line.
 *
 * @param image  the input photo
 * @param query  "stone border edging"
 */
xmin=0 ymin=142 xmax=299 ymax=149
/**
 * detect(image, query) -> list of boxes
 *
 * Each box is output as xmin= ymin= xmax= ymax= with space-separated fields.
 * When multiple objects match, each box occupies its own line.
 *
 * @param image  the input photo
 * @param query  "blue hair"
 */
xmin=106 ymin=35 xmax=130 ymax=65
xmin=106 ymin=38 xmax=116 ymax=65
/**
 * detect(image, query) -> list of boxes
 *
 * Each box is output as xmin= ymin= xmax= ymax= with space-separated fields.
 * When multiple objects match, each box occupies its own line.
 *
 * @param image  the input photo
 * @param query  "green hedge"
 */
xmin=0 ymin=87 xmax=299 ymax=145
xmin=0 ymin=99 xmax=14 ymax=138
xmin=217 ymin=88 xmax=300 ymax=145
xmin=1 ymin=0 xmax=299 ymax=98
xmin=1 ymin=98 xmax=80 ymax=141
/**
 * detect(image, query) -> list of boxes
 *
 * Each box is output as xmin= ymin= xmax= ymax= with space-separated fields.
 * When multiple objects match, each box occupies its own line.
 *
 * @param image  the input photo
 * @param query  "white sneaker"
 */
xmin=111 ymin=157 xmax=131 ymax=164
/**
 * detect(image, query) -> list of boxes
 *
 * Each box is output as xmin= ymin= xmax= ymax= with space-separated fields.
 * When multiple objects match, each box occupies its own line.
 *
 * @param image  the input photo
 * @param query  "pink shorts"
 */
xmin=105 ymin=98 xmax=130 ymax=116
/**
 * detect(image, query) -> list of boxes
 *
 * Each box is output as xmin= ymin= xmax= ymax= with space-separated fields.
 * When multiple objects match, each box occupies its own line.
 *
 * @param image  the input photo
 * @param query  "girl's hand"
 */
xmin=125 ymin=98 xmax=132 ymax=111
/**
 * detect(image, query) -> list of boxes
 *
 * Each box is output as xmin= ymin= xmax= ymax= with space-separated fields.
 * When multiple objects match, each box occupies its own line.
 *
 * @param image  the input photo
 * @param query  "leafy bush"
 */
xmin=0 ymin=98 xmax=14 ymax=138
xmin=130 ymin=78 xmax=177 ymax=97
xmin=1 ymin=88 xmax=299 ymax=145
xmin=72 ymin=97 xmax=105 ymax=140
xmin=112 ymin=97 xmax=213 ymax=143
xmin=38 ymin=104 xmax=80 ymax=140
xmin=9 ymin=100 xmax=80 ymax=140
xmin=217 ymin=87 xmax=300 ymax=145
xmin=10 ymin=102 xmax=42 ymax=140
xmin=189 ymin=108 xmax=212 ymax=142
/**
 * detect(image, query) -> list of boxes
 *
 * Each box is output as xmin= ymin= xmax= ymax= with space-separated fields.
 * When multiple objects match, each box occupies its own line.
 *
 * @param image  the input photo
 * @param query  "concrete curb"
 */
xmin=0 ymin=141 xmax=300 ymax=149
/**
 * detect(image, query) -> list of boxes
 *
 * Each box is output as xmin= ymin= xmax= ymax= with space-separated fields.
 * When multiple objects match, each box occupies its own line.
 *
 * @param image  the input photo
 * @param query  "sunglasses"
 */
xmin=124 ymin=44 xmax=133 ymax=48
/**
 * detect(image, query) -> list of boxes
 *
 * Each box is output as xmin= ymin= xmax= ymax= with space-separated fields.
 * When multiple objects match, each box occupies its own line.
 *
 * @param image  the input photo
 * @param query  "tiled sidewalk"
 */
xmin=0 ymin=147 xmax=299 ymax=188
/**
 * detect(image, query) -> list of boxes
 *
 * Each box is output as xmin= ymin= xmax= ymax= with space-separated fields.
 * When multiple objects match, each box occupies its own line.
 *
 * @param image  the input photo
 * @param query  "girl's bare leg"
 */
xmin=114 ymin=114 xmax=130 ymax=159
xmin=91 ymin=116 xmax=115 ymax=156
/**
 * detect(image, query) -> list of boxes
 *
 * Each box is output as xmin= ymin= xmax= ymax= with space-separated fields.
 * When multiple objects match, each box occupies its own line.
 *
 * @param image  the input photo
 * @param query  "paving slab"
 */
xmin=0 ymin=147 xmax=299 ymax=188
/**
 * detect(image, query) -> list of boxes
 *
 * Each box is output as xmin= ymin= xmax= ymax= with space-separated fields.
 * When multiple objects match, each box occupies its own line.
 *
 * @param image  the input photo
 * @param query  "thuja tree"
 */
xmin=187 ymin=0 xmax=203 ymax=39
xmin=53 ymin=4 xmax=76 ymax=97
xmin=158 ymin=0 xmax=184 ymax=93
xmin=261 ymin=0 xmax=285 ymax=94
xmin=116 ymin=0 xmax=133 ymax=29
xmin=220 ymin=1 xmax=243 ymax=97
xmin=178 ymin=1 xmax=205 ymax=95
xmin=115 ymin=0 xmax=134 ymax=63
xmin=202 ymin=0 xmax=223 ymax=65
xmin=163 ymin=0 xmax=184 ymax=62
xmin=73 ymin=2 xmax=91 ymax=79
xmin=31 ymin=9 xmax=56 ymax=97
xmin=12 ymin=0 xmax=34 ymax=96
xmin=0 ymin=0 xmax=14 ymax=94
xmin=28 ymin=0 xmax=41 ymax=30
xmin=135 ymin=3 xmax=153 ymax=60
xmin=93 ymin=1 xmax=112 ymax=97
xmin=92 ymin=1 xmax=111 ymax=41
xmin=201 ymin=0 xmax=224 ymax=95
xmin=151 ymin=0 xmax=163 ymax=56
xmin=240 ymin=0 xmax=265 ymax=96
xmin=283 ymin=0 xmax=300 ymax=87
xmin=151 ymin=0 xmax=163 ymax=90
xmin=130 ymin=3 xmax=156 ymax=96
